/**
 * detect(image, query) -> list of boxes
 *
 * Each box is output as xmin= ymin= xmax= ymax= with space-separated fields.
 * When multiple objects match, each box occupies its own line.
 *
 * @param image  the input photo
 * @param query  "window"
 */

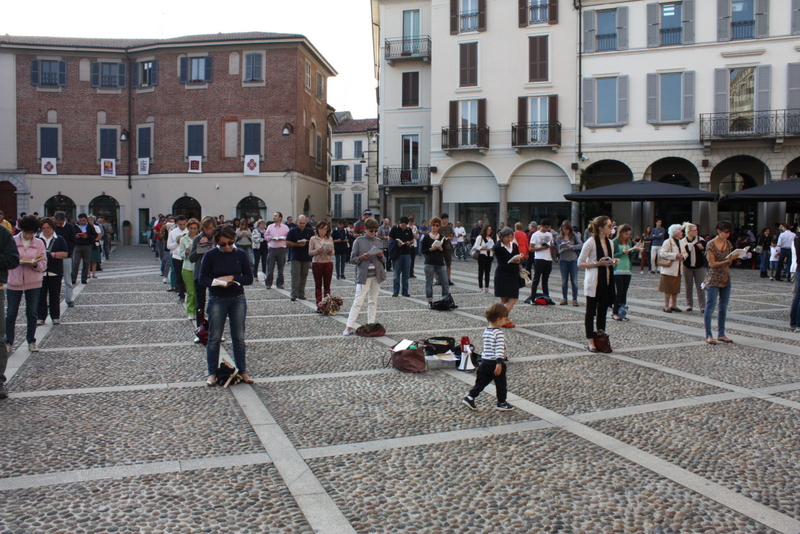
xmin=461 ymin=0 xmax=479 ymax=31
xmin=529 ymin=96 xmax=549 ymax=141
xmin=459 ymin=42 xmax=478 ymax=87
xmin=244 ymin=53 xmax=263 ymax=82
xmin=91 ymin=62 xmax=126 ymax=88
xmin=134 ymin=60 xmax=159 ymax=88
xmin=446 ymin=99 xmax=487 ymax=149
xmin=402 ymin=72 xmax=420 ymax=106
xmin=451 ymin=0 xmax=486 ymax=34
xmin=333 ymin=194 xmax=342 ymax=218
xmin=718 ymin=0 xmax=767 ymax=41
xmin=243 ymin=123 xmax=261 ymax=155
xmin=647 ymin=2 xmax=694 ymax=47
xmin=402 ymin=135 xmax=419 ymax=169
xmin=732 ymin=0 xmax=755 ymax=39
xmin=661 ymin=3 xmax=682 ymax=44
xmin=582 ymin=76 xmax=628 ymax=127
xmin=99 ymin=128 xmax=118 ymax=160
xmin=583 ymin=7 xmax=628 ymax=52
xmin=40 ymin=127 xmax=59 ymax=158
xmin=713 ymin=65 xmax=771 ymax=134
xmin=31 ymin=60 xmax=66 ymax=87
xmin=187 ymin=124 xmax=205 ymax=157
xmin=646 ymin=71 xmax=694 ymax=124
xmin=403 ymin=10 xmax=421 ymax=44
xmin=353 ymin=164 xmax=363 ymax=181
xmin=137 ymin=126 xmax=152 ymax=159
xmin=523 ymin=0 xmax=556 ymax=25
xmin=354 ymin=140 xmax=363 ymax=159
xmin=179 ymin=56 xmax=213 ymax=84
xmin=516 ymin=95 xmax=558 ymax=145
xmin=305 ymin=62 xmax=313 ymax=90
xmin=332 ymin=165 xmax=348 ymax=182
xmin=461 ymin=100 xmax=479 ymax=145
xmin=353 ymin=193 xmax=362 ymax=216
xmin=316 ymin=73 xmax=325 ymax=99
xmin=528 ymin=36 xmax=548 ymax=82
xmin=334 ymin=141 xmax=343 ymax=160
xmin=316 ymin=133 xmax=322 ymax=166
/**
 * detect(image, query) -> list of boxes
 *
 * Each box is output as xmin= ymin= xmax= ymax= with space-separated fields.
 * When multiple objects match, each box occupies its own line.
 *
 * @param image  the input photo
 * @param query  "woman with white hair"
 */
xmin=658 ymin=224 xmax=686 ymax=312
xmin=679 ymin=222 xmax=707 ymax=312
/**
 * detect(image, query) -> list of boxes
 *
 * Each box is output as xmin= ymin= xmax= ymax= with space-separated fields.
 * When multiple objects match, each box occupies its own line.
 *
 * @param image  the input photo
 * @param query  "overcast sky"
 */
xmin=1 ymin=0 xmax=378 ymax=119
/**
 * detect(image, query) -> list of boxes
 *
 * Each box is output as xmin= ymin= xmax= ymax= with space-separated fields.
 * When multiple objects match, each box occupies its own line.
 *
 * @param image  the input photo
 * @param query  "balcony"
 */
xmin=731 ymin=20 xmax=754 ymax=40
xmin=384 ymin=37 xmax=432 ymax=65
xmin=700 ymin=109 xmax=800 ymax=153
xmin=382 ymin=166 xmax=431 ymax=187
xmin=596 ymin=33 xmax=617 ymax=51
xmin=459 ymin=11 xmax=481 ymax=32
xmin=660 ymin=27 xmax=681 ymax=46
xmin=331 ymin=209 xmax=362 ymax=220
xmin=441 ymin=126 xmax=490 ymax=154
xmin=511 ymin=122 xmax=561 ymax=150
xmin=527 ymin=4 xmax=549 ymax=24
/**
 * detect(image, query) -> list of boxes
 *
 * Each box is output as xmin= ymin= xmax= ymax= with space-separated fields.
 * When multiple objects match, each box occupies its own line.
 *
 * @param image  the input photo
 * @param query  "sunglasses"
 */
xmin=431 ymin=224 xmax=440 ymax=227
xmin=218 ymin=240 xmax=235 ymax=247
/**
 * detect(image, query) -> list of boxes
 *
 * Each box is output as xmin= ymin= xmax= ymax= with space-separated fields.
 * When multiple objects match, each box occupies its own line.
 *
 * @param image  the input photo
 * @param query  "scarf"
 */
xmin=593 ymin=235 xmax=616 ymax=304
xmin=683 ymin=236 xmax=705 ymax=268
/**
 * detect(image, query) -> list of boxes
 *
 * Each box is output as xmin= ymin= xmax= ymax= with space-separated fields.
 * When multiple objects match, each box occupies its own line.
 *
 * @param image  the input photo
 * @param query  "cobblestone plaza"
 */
xmin=1 ymin=247 xmax=799 ymax=533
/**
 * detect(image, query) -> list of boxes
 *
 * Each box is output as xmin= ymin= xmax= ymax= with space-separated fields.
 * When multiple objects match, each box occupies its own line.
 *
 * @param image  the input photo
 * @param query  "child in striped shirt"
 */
xmin=462 ymin=303 xmax=514 ymax=411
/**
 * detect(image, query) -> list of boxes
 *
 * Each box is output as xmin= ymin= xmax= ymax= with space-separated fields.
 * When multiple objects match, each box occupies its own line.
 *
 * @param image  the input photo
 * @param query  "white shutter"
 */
xmin=647 ymin=73 xmax=659 ymax=123
xmin=682 ymin=71 xmax=695 ymax=123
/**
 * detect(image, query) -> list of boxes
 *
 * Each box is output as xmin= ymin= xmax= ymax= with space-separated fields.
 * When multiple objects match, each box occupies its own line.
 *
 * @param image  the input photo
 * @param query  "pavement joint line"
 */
xmin=755 ymin=382 xmax=800 ymax=394
xmin=0 ymin=453 xmax=273 ymax=492
xmin=442 ymin=369 xmax=800 ymax=534
xmin=569 ymin=392 xmax=748 ymax=423
xmin=625 ymin=298 xmax=790 ymax=329
xmin=60 ymin=317 xmax=189 ymax=325
xmin=8 ymin=381 xmax=205 ymax=399
xmin=229 ymin=385 xmax=356 ymax=534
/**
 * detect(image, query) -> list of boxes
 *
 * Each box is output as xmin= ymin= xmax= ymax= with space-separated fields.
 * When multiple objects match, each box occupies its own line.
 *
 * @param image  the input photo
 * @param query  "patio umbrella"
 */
xmin=564 ymin=179 xmax=719 ymax=202
xmin=721 ymin=177 xmax=800 ymax=201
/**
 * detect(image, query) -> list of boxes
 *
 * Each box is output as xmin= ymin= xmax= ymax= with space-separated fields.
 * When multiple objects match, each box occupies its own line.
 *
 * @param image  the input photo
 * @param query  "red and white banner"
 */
xmin=41 ymin=158 xmax=57 ymax=175
xmin=244 ymin=155 xmax=259 ymax=175
xmin=188 ymin=156 xmax=202 ymax=173
xmin=101 ymin=159 xmax=116 ymax=177
xmin=138 ymin=158 xmax=150 ymax=175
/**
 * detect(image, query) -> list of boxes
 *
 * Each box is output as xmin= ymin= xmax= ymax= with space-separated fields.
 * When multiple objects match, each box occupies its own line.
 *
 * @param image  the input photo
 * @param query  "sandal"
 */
xmin=663 ymin=308 xmax=672 ymax=313
xmin=706 ymin=338 xmax=717 ymax=345
xmin=206 ymin=375 xmax=217 ymax=387
xmin=612 ymin=315 xmax=622 ymax=321
xmin=239 ymin=374 xmax=255 ymax=384
xmin=717 ymin=337 xmax=733 ymax=344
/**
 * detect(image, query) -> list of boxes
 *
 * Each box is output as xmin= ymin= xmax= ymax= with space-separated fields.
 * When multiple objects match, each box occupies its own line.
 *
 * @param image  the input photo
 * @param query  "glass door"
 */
xmin=403 ymin=10 xmax=420 ymax=53
xmin=402 ymin=135 xmax=420 ymax=183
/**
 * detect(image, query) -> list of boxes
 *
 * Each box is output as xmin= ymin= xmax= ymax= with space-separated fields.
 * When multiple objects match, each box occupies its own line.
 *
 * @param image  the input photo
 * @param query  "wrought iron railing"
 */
xmin=384 ymin=37 xmax=432 ymax=61
xmin=331 ymin=209 xmax=362 ymax=220
xmin=41 ymin=72 xmax=59 ymax=86
xmin=596 ymin=33 xmax=617 ymax=51
xmin=511 ymin=122 xmax=561 ymax=147
xmin=441 ymin=126 xmax=490 ymax=150
xmin=528 ymin=4 xmax=549 ymax=24
xmin=700 ymin=110 xmax=800 ymax=140
xmin=460 ymin=12 xmax=480 ymax=32
xmin=732 ymin=20 xmax=754 ymax=40
xmin=382 ymin=166 xmax=431 ymax=186
xmin=660 ymin=27 xmax=681 ymax=45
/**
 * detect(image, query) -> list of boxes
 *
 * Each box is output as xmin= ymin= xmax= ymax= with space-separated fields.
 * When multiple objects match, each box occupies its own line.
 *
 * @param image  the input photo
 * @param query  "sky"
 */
xmin=1 ymin=0 xmax=378 ymax=120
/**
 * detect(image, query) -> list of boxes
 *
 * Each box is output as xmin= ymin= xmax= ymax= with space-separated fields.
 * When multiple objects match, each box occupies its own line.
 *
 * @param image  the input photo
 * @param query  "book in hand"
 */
xmin=507 ymin=253 xmax=524 ymax=264
xmin=20 ymin=255 xmax=45 ymax=264
xmin=368 ymin=246 xmax=384 ymax=255
xmin=212 ymin=278 xmax=241 ymax=287
xmin=725 ymin=246 xmax=750 ymax=260
xmin=430 ymin=238 xmax=443 ymax=248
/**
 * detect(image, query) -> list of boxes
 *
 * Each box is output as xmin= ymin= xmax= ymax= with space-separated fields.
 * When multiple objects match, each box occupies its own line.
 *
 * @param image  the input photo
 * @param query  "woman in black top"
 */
xmin=756 ymin=228 xmax=772 ymax=278
xmin=492 ymin=227 xmax=522 ymax=328
xmin=421 ymin=216 xmax=450 ymax=307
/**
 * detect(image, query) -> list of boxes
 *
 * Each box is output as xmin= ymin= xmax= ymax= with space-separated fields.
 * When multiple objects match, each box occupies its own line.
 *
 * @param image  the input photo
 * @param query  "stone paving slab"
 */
xmin=75 ymin=290 xmax=184 ymax=305
xmin=0 ymin=464 xmax=314 ymax=534
xmin=625 ymin=344 xmax=800 ymax=389
xmin=526 ymin=320 xmax=694 ymax=349
xmin=246 ymin=337 xmax=391 ymax=377
xmin=9 ymin=345 xmax=207 ymax=392
xmin=774 ymin=390 xmax=800 ymax=402
xmin=80 ymin=281 xmax=167 ymax=293
xmin=254 ymin=372 xmax=537 ymax=449
xmin=511 ymin=355 xmax=724 ymax=415
xmin=39 ymin=321 xmax=194 ymax=348
xmin=496 ymin=330 xmax=583 ymax=357
xmin=60 ymin=305 xmax=191 ymax=322
xmin=307 ymin=428 xmax=777 ymax=533
xmin=245 ymin=298 xmax=319 ymax=316
xmin=246 ymin=314 xmax=345 ymax=340
xmin=373 ymin=308 xmax=486 ymax=334
xmin=0 ymin=389 xmax=263 ymax=478
xmin=588 ymin=398 xmax=800 ymax=520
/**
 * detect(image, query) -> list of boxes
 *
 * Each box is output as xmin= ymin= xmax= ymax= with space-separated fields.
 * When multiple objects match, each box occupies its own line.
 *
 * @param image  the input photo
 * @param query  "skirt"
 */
xmin=658 ymin=273 xmax=680 ymax=295
xmin=90 ymin=245 xmax=102 ymax=263
xmin=494 ymin=268 xmax=520 ymax=299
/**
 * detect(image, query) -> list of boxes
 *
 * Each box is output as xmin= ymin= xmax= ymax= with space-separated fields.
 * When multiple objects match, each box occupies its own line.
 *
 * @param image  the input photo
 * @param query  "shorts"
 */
xmin=770 ymin=261 xmax=778 ymax=270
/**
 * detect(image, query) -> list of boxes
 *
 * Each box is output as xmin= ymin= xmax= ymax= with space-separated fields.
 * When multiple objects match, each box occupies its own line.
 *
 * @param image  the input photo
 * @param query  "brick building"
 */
xmin=0 ymin=32 xmax=337 ymax=241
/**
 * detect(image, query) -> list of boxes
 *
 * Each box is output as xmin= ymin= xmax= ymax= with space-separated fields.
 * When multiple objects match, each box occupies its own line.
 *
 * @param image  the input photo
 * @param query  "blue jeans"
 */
xmin=559 ymin=259 xmax=578 ymax=301
xmin=5 ymin=288 xmax=41 ymax=345
xmin=704 ymin=284 xmax=731 ymax=338
xmin=424 ymin=263 xmax=450 ymax=301
xmin=393 ymin=254 xmax=411 ymax=294
xmin=206 ymin=294 xmax=247 ymax=375
xmin=791 ymin=277 xmax=800 ymax=327
xmin=335 ymin=253 xmax=348 ymax=278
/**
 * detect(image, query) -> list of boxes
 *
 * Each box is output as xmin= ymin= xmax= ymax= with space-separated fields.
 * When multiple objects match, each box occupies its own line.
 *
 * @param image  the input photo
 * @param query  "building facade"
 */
xmin=331 ymin=112 xmax=379 ymax=221
xmin=0 ymin=32 xmax=336 ymax=242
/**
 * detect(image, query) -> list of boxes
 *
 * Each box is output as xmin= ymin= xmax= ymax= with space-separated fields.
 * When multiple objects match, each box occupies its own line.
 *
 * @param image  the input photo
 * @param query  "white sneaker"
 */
xmin=28 ymin=342 xmax=39 ymax=352
xmin=162 ymin=277 xmax=168 ymax=284
xmin=342 ymin=328 xmax=352 ymax=336
xmin=52 ymin=319 xmax=61 ymax=325
xmin=193 ymin=336 xmax=201 ymax=343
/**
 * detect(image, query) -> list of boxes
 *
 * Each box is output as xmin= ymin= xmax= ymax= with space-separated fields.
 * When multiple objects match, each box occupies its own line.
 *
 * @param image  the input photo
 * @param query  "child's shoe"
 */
xmin=496 ymin=401 xmax=515 ymax=411
xmin=462 ymin=396 xmax=477 ymax=410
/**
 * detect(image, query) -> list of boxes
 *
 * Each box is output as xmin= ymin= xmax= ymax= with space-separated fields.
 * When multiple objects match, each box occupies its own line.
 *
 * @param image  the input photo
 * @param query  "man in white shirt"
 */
xmin=776 ymin=224 xmax=794 ymax=282
xmin=167 ymin=215 xmax=188 ymax=300
xmin=264 ymin=212 xmax=290 ymax=289
xmin=453 ymin=221 xmax=467 ymax=260
xmin=525 ymin=218 xmax=554 ymax=303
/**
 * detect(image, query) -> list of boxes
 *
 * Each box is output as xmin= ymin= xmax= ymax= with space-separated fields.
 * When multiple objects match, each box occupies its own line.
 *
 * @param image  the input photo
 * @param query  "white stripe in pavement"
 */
xmin=755 ymin=382 xmax=800 ymax=394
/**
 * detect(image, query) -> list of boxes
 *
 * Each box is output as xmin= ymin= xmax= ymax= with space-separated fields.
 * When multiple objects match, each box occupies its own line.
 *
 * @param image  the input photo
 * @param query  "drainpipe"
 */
xmin=126 ymin=52 xmax=133 ymax=190
xmin=574 ymin=0 xmax=583 ymax=163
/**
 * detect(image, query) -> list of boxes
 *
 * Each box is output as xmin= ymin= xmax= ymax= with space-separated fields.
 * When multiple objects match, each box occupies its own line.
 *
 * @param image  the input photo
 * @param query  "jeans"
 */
xmin=454 ymin=242 xmax=468 ymax=260
xmin=182 ymin=270 xmax=196 ymax=318
xmin=345 ymin=276 xmax=382 ymax=328
xmin=265 ymin=247 xmax=287 ymax=287
xmin=5 ymin=288 xmax=41 ymax=345
xmin=777 ymin=248 xmax=792 ymax=280
xmin=704 ymin=284 xmax=731 ymax=338
xmin=73 ymin=244 xmax=92 ymax=283
xmin=62 ymin=257 xmax=74 ymax=303
xmin=531 ymin=259 xmax=552 ymax=297
xmin=559 ymin=259 xmax=578 ymax=301
xmin=410 ymin=249 xmax=417 ymax=277
xmin=468 ymin=359 xmax=507 ymax=403
xmin=253 ymin=243 xmax=268 ymax=275
xmin=425 ymin=264 xmax=450 ymax=301
xmin=159 ymin=246 xmax=170 ymax=277
xmin=172 ymin=258 xmax=185 ymax=298
xmin=759 ymin=251 xmax=770 ymax=274
xmin=103 ymin=234 xmax=111 ymax=259
xmin=585 ymin=295 xmax=609 ymax=338
xmin=613 ymin=274 xmax=631 ymax=315
xmin=206 ymin=294 xmax=247 ymax=375
xmin=312 ymin=262 xmax=333 ymax=304
xmin=291 ymin=260 xmax=311 ymax=299
xmin=241 ymin=247 xmax=254 ymax=269
xmin=38 ymin=275 xmax=62 ymax=320
xmin=477 ymin=254 xmax=493 ymax=289
xmin=392 ymin=254 xmax=411 ymax=294
xmin=335 ymin=253 xmax=348 ymax=279
xmin=0 ymin=289 xmax=7 ymax=383
xmin=790 ymin=275 xmax=800 ymax=327
xmin=683 ymin=267 xmax=707 ymax=309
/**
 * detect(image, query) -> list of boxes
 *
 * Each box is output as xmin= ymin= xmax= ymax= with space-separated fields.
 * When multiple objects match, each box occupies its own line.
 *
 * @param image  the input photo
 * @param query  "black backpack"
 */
xmin=431 ymin=294 xmax=457 ymax=311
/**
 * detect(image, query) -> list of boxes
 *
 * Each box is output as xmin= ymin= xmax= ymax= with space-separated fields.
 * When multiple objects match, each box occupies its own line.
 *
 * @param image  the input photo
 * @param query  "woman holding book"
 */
xmin=309 ymin=220 xmax=334 ymax=307
xmin=420 ymin=216 xmax=451 ymax=308
xmin=704 ymin=220 xmax=736 ymax=345
xmin=492 ymin=227 xmax=522 ymax=328
xmin=5 ymin=215 xmax=47 ymax=353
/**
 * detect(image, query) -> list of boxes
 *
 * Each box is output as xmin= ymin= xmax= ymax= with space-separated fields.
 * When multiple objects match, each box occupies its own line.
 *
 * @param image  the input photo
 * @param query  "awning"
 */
xmin=721 ymin=177 xmax=800 ymax=202
xmin=564 ymin=179 xmax=719 ymax=202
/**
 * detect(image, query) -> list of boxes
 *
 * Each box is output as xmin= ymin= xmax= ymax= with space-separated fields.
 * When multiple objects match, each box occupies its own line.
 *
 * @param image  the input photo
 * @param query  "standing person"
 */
xmin=72 ymin=213 xmax=97 ymax=285
xmin=704 ymin=220 xmax=737 ymax=345
xmin=556 ymin=220 xmax=582 ymax=306
xmin=770 ymin=238 xmax=780 ymax=280
xmin=417 ymin=220 xmax=429 ymax=257
xmin=286 ymin=215 xmax=315 ymax=301
xmin=166 ymin=215 xmax=188 ymax=301
xmin=681 ymin=223 xmax=707 ymax=313
xmin=5 ymin=215 xmax=47 ymax=353
xmin=756 ymin=228 xmax=772 ymax=278
xmin=53 ymin=212 xmax=76 ymax=308
xmin=377 ymin=218 xmax=393 ymax=272
xmin=492 ymin=227 xmax=522 ymax=328
xmin=390 ymin=216 xmax=414 ymax=297
xmin=251 ymin=220 xmax=268 ymax=276
xmin=264 ymin=212 xmax=289 ymax=289
xmin=100 ymin=216 xmax=113 ymax=260
xmin=611 ymin=224 xmax=639 ymax=321
xmin=526 ymin=218 xmax=554 ymax=302
xmin=421 ymin=217 xmax=451 ymax=308
xmin=0 ymin=223 xmax=20 ymax=399
xmin=789 ymin=229 xmax=800 ymax=331
xmin=513 ymin=223 xmax=529 ymax=273
xmin=470 ymin=220 xmax=483 ymax=247
xmin=0 ymin=211 xmax=12 ymax=233
xmin=438 ymin=213 xmax=455 ymax=285
xmin=658 ymin=224 xmax=686 ymax=313
xmin=408 ymin=217 xmax=419 ymax=278
xmin=87 ymin=215 xmax=103 ymax=278
xmin=235 ymin=219 xmax=254 ymax=269
xmin=473 ymin=225 xmax=494 ymax=293
xmin=342 ymin=218 xmax=386 ymax=336
xmin=638 ymin=226 xmax=652 ymax=274
xmin=180 ymin=219 xmax=200 ymax=321
xmin=353 ymin=210 xmax=371 ymax=235
xmin=775 ymin=224 xmax=794 ymax=282
xmin=189 ymin=216 xmax=217 ymax=331
xmin=309 ymin=220 xmax=334 ymax=307
xmin=198 ymin=225 xmax=254 ymax=386
xmin=461 ymin=303 xmax=515 ymax=412
xmin=649 ymin=220 xmax=666 ymax=274
xmin=578 ymin=216 xmax=617 ymax=353
xmin=332 ymin=219 xmax=350 ymax=280
xmin=36 ymin=218 xmax=68 ymax=326
xmin=453 ymin=221 xmax=467 ymax=260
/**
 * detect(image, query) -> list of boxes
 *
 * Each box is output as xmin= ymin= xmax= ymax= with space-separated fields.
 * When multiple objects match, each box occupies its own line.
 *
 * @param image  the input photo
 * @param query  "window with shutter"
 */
xmin=528 ymin=35 xmax=548 ymax=82
xmin=138 ymin=60 xmax=157 ymax=88
xmin=40 ymin=127 xmax=59 ymax=159
xmin=459 ymin=42 xmax=478 ymax=87
xmin=731 ymin=0 xmax=755 ymax=40
xmin=402 ymin=72 xmax=420 ymax=106
xmin=354 ymin=164 xmax=363 ymax=181
xmin=353 ymin=193 xmax=362 ymax=215
xmin=354 ymin=140 xmax=363 ymax=159
xmin=244 ymin=53 xmax=262 ymax=82
xmin=305 ymin=62 xmax=313 ymax=89
xmin=187 ymin=125 xmax=205 ymax=157
xmin=137 ymin=126 xmax=152 ymax=159
xmin=243 ymin=123 xmax=261 ymax=155
xmin=40 ymin=60 xmax=61 ymax=87
xmin=316 ymin=73 xmax=325 ymax=99
xmin=334 ymin=142 xmax=343 ymax=160
xmin=596 ymin=78 xmax=617 ymax=124
xmin=100 ymin=128 xmax=117 ymax=160
xmin=596 ymin=10 xmax=617 ymax=51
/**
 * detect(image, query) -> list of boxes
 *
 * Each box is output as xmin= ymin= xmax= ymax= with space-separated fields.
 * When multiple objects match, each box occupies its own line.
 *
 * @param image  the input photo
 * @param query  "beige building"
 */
xmin=330 ymin=112 xmax=379 ymax=220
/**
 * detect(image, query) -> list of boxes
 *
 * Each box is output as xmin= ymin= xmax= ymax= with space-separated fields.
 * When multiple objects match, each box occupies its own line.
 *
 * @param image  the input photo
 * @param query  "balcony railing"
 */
xmin=331 ymin=209 xmax=362 ymax=220
xmin=700 ymin=110 xmax=800 ymax=141
xmin=382 ymin=166 xmax=431 ymax=186
xmin=384 ymin=37 xmax=432 ymax=63
xmin=596 ymin=33 xmax=617 ymax=51
xmin=660 ymin=27 xmax=681 ymax=46
xmin=511 ymin=122 xmax=561 ymax=147
xmin=528 ymin=4 xmax=549 ymax=24
xmin=731 ymin=20 xmax=754 ymax=40
xmin=441 ymin=126 xmax=490 ymax=151
xmin=460 ymin=11 xmax=480 ymax=32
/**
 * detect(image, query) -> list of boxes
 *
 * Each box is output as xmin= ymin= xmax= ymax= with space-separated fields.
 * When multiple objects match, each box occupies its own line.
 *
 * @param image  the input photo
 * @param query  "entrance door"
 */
xmin=403 ymin=10 xmax=420 ymax=53
xmin=398 ymin=202 xmax=424 ymax=224
xmin=138 ymin=208 xmax=150 ymax=245
xmin=0 ymin=181 xmax=17 ymax=221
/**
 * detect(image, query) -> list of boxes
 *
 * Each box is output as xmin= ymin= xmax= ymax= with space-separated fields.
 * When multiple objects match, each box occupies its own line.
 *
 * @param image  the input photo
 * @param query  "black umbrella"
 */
xmin=564 ymin=179 xmax=719 ymax=202
xmin=721 ymin=177 xmax=800 ymax=201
